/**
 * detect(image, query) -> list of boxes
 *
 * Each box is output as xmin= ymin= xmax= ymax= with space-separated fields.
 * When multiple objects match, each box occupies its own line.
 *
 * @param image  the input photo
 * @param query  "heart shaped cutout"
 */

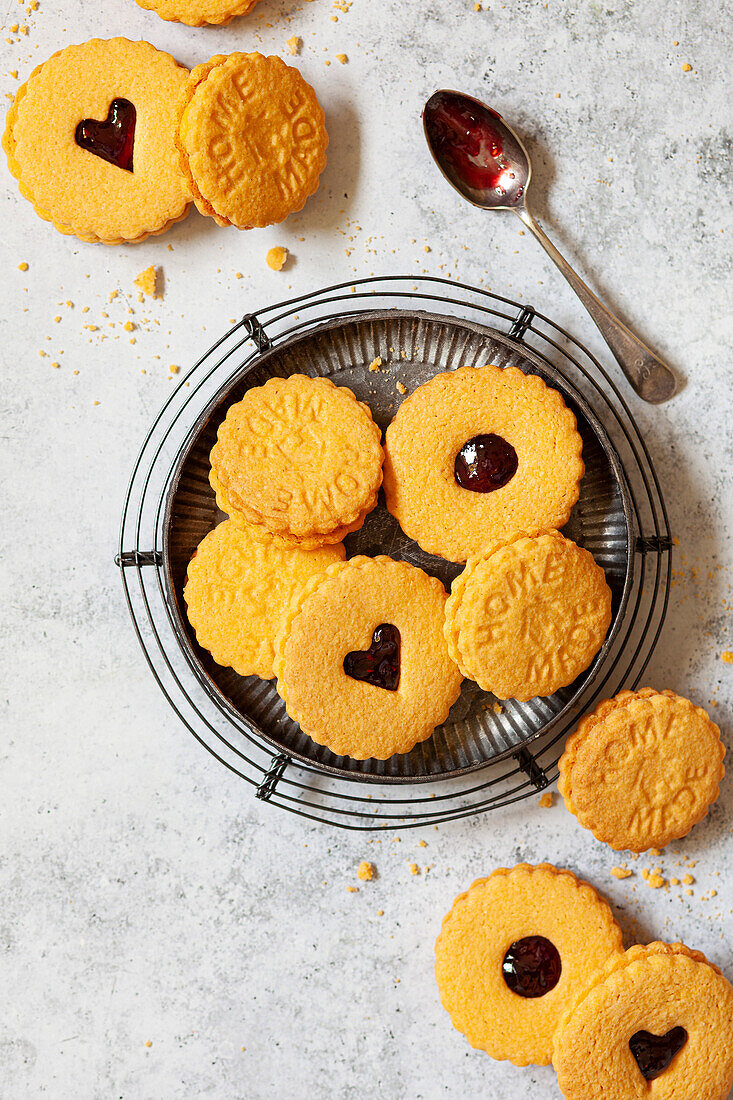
xmin=629 ymin=1027 xmax=688 ymax=1081
xmin=344 ymin=624 xmax=400 ymax=691
xmin=75 ymin=98 xmax=136 ymax=173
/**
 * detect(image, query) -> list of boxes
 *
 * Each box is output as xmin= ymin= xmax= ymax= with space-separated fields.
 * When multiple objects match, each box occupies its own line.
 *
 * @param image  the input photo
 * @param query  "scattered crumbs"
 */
xmin=235 ymin=272 xmax=243 ymax=279
xmin=368 ymin=356 xmax=383 ymax=372
xmin=18 ymin=261 xmax=29 ymax=271
xmin=492 ymin=702 xmax=503 ymax=715
xmin=709 ymin=889 xmax=717 ymax=897
xmin=474 ymin=1 xmax=481 ymax=9
xmin=357 ymin=861 xmax=374 ymax=881
xmin=109 ymin=290 xmax=118 ymax=302
xmin=240 ymin=1046 xmax=245 ymax=1052
xmin=685 ymin=888 xmax=694 ymax=896
xmin=286 ymin=35 xmax=301 ymax=55
xmin=84 ymin=324 xmax=99 ymax=332
xmin=123 ymin=321 xmax=135 ymax=332
xmin=335 ymin=53 xmax=348 ymax=64
xmin=682 ymin=874 xmax=695 ymax=885
xmin=672 ymin=39 xmax=679 ymax=45
xmin=266 ymin=245 xmax=288 ymax=271
xmin=376 ymin=909 xmax=384 ymax=916
xmin=721 ymin=651 xmax=733 ymax=663
xmin=51 ymin=361 xmax=60 ymax=369
xmin=418 ymin=839 xmax=427 ymax=848
xmin=145 ymin=1040 xmax=152 ymax=1048
xmin=424 ymin=245 xmax=431 ymax=252
xmin=396 ymin=381 xmax=407 ymax=395
xmin=681 ymin=62 xmax=692 ymax=71
xmin=65 ymin=300 xmax=73 ymax=308
xmin=648 ymin=848 xmax=663 ymax=858
xmin=669 ymin=877 xmax=680 ymax=886
xmin=538 ymin=792 xmax=554 ymax=809
xmin=53 ymin=316 xmax=61 ymax=323
xmin=346 ymin=885 xmax=359 ymax=893
xmin=409 ymin=863 xmax=420 ymax=875
xmin=170 ymin=365 xmax=180 ymax=374
xmin=611 ymin=867 xmax=632 ymax=880
xmin=392 ymin=836 xmax=401 ymax=843
xmin=135 ymin=264 xmax=160 ymax=298
xmin=647 ymin=874 xmax=665 ymax=889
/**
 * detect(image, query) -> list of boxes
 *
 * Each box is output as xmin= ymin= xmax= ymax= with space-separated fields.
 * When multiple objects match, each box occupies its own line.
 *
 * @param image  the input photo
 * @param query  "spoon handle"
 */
xmin=515 ymin=207 xmax=677 ymax=403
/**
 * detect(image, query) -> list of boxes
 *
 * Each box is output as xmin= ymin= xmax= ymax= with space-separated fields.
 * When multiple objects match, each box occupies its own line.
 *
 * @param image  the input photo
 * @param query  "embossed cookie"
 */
xmin=553 ymin=942 xmax=733 ymax=1100
xmin=3 ymin=39 xmax=191 ymax=244
xmin=558 ymin=689 xmax=725 ymax=851
xmin=435 ymin=864 xmax=624 ymax=1066
xmin=135 ymin=0 xmax=260 ymax=27
xmin=445 ymin=531 xmax=612 ymax=700
xmin=274 ymin=556 xmax=463 ymax=760
xmin=383 ymin=364 xmax=584 ymax=562
xmin=177 ymin=53 xmax=328 ymax=229
xmin=183 ymin=519 xmax=344 ymax=681
xmin=210 ymin=375 xmax=384 ymax=544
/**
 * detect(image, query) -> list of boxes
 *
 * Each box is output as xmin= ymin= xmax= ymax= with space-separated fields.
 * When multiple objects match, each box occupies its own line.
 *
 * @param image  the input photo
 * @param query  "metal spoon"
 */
xmin=423 ymin=89 xmax=677 ymax=404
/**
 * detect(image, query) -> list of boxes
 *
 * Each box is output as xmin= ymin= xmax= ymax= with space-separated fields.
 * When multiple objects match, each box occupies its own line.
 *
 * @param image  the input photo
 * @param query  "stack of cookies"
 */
xmin=183 ymin=362 xmax=617 ymax=762
xmin=3 ymin=42 xmax=327 ymax=243
xmin=435 ymin=862 xmax=733 ymax=1099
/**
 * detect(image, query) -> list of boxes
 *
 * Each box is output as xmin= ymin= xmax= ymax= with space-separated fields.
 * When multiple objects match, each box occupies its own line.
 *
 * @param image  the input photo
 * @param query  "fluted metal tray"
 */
xmin=161 ymin=310 xmax=633 ymax=782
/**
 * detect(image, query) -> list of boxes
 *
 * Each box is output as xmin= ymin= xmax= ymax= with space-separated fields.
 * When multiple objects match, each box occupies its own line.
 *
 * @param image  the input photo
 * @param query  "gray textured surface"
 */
xmin=1 ymin=0 xmax=732 ymax=1097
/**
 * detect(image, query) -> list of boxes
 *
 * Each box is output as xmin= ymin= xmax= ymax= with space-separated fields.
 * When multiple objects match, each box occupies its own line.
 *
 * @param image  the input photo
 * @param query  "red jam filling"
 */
xmin=344 ymin=624 xmax=400 ymax=691
xmin=75 ymin=99 xmax=136 ymax=173
xmin=454 ymin=433 xmax=518 ymax=492
xmin=629 ymin=1027 xmax=688 ymax=1081
xmin=502 ymin=936 xmax=562 ymax=998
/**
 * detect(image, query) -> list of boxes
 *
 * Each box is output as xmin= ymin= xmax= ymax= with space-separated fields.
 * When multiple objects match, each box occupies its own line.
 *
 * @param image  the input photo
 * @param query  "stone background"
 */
xmin=1 ymin=0 xmax=731 ymax=1096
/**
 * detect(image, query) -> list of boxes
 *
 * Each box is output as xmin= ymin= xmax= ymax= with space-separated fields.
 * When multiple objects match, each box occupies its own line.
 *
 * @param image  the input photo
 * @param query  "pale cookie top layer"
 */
xmin=135 ymin=0 xmax=260 ymax=27
xmin=3 ymin=39 xmax=191 ymax=244
xmin=434 ymin=863 xmax=624 ymax=1067
xmin=383 ymin=364 xmax=584 ymax=562
xmin=553 ymin=943 xmax=733 ymax=1100
xmin=274 ymin=556 xmax=463 ymax=760
xmin=558 ymin=688 xmax=725 ymax=851
xmin=210 ymin=375 xmax=384 ymax=540
xmin=177 ymin=53 xmax=328 ymax=228
xmin=445 ymin=531 xmax=612 ymax=700
xmin=183 ymin=519 xmax=344 ymax=681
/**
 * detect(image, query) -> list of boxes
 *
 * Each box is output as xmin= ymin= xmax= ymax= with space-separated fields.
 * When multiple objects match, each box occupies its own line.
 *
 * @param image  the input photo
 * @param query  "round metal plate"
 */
xmin=162 ymin=310 xmax=633 ymax=781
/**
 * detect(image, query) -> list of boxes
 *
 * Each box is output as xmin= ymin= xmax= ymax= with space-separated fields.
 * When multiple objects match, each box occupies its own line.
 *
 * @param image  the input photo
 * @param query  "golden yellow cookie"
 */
xmin=210 ymin=375 xmax=384 ymax=542
xmin=434 ymin=864 xmax=624 ymax=1066
xmin=273 ymin=556 xmax=463 ymax=760
xmin=558 ymin=689 xmax=725 ymax=851
xmin=134 ymin=0 xmax=260 ymax=26
xmin=177 ymin=53 xmax=328 ymax=229
xmin=183 ymin=519 xmax=344 ymax=680
xmin=383 ymin=364 xmax=584 ymax=562
xmin=554 ymin=942 xmax=733 ymax=1100
xmin=445 ymin=531 xmax=612 ymax=700
xmin=210 ymin=470 xmax=369 ymax=550
xmin=3 ymin=39 xmax=191 ymax=244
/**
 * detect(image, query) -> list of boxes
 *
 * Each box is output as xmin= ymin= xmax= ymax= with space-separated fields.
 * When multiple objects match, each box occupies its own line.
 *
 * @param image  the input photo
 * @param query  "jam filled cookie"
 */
xmin=210 ymin=375 xmax=384 ymax=545
xmin=177 ymin=53 xmax=328 ymax=229
xmin=273 ymin=556 xmax=463 ymax=760
xmin=134 ymin=0 xmax=261 ymax=27
xmin=553 ymin=943 xmax=733 ymax=1100
xmin=183 ymin=519 xmax=344 ymax=681
xmin=383 ymin=364 xmax=584 ymax=562
xmin=3 ymin=39 xmax=191 ymax=244
xmin=558 ymin=689 xmax=725 ymax=852
xmin=445 ymin=531 xmax=612 ymax=700
xmin=434 ymin=864 xmax=624 ymax=1066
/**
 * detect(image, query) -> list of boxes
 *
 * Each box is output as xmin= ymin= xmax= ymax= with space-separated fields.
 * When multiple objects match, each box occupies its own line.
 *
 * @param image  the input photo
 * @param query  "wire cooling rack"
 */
xmin=117 ymin=275 xmax=672 ymax=829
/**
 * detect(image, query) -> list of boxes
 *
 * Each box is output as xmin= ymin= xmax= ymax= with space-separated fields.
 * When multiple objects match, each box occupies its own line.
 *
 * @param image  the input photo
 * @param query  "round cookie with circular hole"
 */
xmin=553 ymin=943 xmax=733 ymax=1100
xmin=209 ymin=374 xmax=384 ymax=545
xmin=273 ymin=556 xmax=463 ymax=760
xmin=558 ymin=688 xmax=725 ymax=852
xmin=445 ymin=530 xmax=612 ymax=700
xmin=383 ymin=363 xmax=584 ymax=562
xmin=177 ymin=53 xmax=328 ymax=229
xmin=3 ymin=39 xmax=191 ymax=244
xmin=134 ymin=0 xmax=260 ymax=27
xmin=184 ymin=519 xmax=345 ymax=681
xmin=434 ymin=863 xmax=624 ymax=1066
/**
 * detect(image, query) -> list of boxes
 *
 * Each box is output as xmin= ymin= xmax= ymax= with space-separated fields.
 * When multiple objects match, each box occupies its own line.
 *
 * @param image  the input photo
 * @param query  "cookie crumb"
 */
xmin=266 ymin=246 xmax=288 ymax=271
xmin=123 ymin=321 xmax=135 ymax=332
xmin=538 ymin=792 xmax=554 ymax=809
xmin=409 ymin=862 xmax=420 ymax=875
xmin=368 ymin=357 xmax=383 ymax=372
xmin=682 ymin=873 xmax=695 ymax=885
xmin=18 ymin=261 xmax=28 ymax=271
xmin=357 ymin=861 xmax=374 ymax=881
xmin=145 ymin=1040 xmax=152 ymax=1048
xmin=647 ymin=873 xmax=665 ymax=889
xmin=170 ymin=365 xmax=180 ymax=374
xmin=376 ymin=909 xmax=384 ymax=916
xmin=418 ymin=839 xmax=427 ymax=847
xmin=610 ymin=866 xmax=632 ymax=879
xmin=335 ymin=53 xmax=348 ymax=64
xmin=286 ymin=35 xmax=301 ymax=55
xmin=721 ymin=651 xmax=733 ymax=663
xmin=135 ymin=265 xmax=160 ymax=298
xmin=346 ymin=885 xmax=359 ymax=893
xmin=669 ymin=877 xmax=680 ymax=886
xmin=396 ymin=381 xmax=407 ymax=395
xmin=492 ymin=701 xmax=503 ymax=715
xmin=681 ymin=62 xmax=692 ymax=71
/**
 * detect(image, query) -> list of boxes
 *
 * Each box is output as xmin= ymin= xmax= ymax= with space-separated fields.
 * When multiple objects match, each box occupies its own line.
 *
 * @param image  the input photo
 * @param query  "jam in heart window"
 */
xmin=344 ymin=624 xmax=400 ymax=691
xmin=629 ymin=1027 xmax=688 ymax=1081
xmin=75 ymin=99 xmax=136 ymax=173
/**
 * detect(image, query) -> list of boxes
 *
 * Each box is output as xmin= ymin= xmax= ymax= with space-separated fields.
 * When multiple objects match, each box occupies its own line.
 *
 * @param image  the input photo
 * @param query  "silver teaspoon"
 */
xmin=423 ymin=89 xmax=677 ymax=404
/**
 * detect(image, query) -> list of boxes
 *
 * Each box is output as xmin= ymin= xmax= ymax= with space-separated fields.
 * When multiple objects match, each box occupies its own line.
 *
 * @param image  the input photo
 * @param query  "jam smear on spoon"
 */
xmin=424 ymin=91 xmax=523 ymax=201
xmin=502 ymin=936 xmax=562 ymax=998
xmin=454 ymin=433 xmax=518 ymax=492
xmin=344 ymin=624 xmax=401 ymax=691
xmin=629 ymin=1027 xmax=688 ymax=1081
xmin=75 ymin=98 xmax=136 ymax=173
